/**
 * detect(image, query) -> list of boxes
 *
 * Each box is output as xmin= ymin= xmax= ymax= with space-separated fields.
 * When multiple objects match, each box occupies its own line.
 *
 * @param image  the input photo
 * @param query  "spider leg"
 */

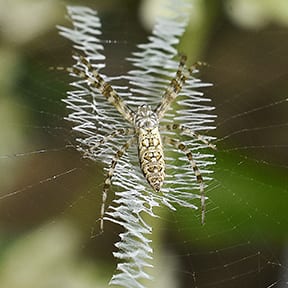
xmin=99 ymin=136 xmax=135 ymax=233
xmin=55 ymin=54 xmax=135 ymax=123
xmin=155 ymin=54 xmax=187 ymax=119
xmin=85 ymin=127 xmax=135 ymax=156
xmin=165 ymin=124 xmax=217 ymax=150
xmin=155 ymin=55 xmax=207 ymax=120
xmin=163 ymin=136 xmax=206 ymax=225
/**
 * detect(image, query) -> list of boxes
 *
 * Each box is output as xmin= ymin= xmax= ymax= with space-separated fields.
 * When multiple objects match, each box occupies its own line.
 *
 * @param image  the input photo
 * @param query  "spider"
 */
xmin=60 ymin=53 xmax=216 ymax=232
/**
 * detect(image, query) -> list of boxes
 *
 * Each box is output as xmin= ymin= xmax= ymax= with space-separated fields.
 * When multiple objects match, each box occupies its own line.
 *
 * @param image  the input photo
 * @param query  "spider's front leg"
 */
xmin=54 ymin=53 xmax=135 ymax=123
xmin=99 ymin=136 xmax=135 ymax=233
xmin=155 ymin=55 xmax=187 ymax=119
xmin=155 ymin=55 xmax=206 ymax=120
xmin=163 ymin=136 xmax=206 ymax=225
xmin=75 ymin=54 xmax=135 ymax=123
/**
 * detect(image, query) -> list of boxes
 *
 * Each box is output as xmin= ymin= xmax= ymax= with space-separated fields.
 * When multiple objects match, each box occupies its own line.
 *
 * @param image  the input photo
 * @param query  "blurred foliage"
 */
xmin=174 ymin=151 xmax=288 ymax=245
xmin=0 ymin=222 xmax=107 ymax=288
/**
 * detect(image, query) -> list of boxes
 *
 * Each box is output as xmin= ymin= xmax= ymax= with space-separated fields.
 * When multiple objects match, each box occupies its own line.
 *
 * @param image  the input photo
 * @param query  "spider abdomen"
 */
xmin=138 ymin=127 xmax=165 ymax=192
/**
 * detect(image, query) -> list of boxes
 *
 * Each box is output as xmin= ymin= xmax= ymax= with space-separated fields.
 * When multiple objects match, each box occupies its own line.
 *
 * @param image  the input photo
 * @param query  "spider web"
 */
xmin=0 ymin=1 xmax=288 ymax=288
xmin=56 ymin=3 xmax=215 ymax=287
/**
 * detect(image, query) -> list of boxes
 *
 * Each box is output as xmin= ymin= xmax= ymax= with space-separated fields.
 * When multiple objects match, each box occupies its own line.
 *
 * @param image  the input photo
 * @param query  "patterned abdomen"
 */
xmin=138 ymin=127 xmax=165 ymax=192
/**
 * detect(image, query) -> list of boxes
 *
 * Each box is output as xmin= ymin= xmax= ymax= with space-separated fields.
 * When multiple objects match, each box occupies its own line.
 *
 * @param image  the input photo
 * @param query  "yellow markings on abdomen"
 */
xmin=138 ymin=127 xmax=165 ymax=192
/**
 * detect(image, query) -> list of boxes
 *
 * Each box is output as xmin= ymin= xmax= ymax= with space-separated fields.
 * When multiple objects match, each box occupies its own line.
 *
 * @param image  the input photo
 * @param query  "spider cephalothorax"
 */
xmin=134 ymin=105 xmax=159 ymax=129
xmin=62 ymin=53 xmax=216 ymax=232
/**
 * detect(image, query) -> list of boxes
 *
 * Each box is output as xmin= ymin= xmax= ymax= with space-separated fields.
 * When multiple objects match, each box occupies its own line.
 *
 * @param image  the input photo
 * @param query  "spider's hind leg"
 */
xmin=163 ymin=136 xmax=206 ymax=225
xmin=99 ymin=136 xmax=135 ymax=233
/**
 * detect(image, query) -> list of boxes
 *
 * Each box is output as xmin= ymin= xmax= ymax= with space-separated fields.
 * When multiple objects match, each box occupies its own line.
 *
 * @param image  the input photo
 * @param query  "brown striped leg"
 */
xmin=155 ymin=56 xmax=206 ymax=120
xmin=99 ymin=136 xmax=135 ymax=233
xmin=86 ymin=128 xmax=135 ymax=155
xmin=54 ymin=53 xmax=135 ymax=123
xmin=165 ymin=124 xmax=217 ymax=150
xmin=188 ymin=61 xmax=207 ymax=75
xmin=164 ymin=136 xmax=206 ymax=225
xmin=76 ymin=54 xmax=135 ymax=123
xmin=155 ymin=55 xmax=187 ymax=119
